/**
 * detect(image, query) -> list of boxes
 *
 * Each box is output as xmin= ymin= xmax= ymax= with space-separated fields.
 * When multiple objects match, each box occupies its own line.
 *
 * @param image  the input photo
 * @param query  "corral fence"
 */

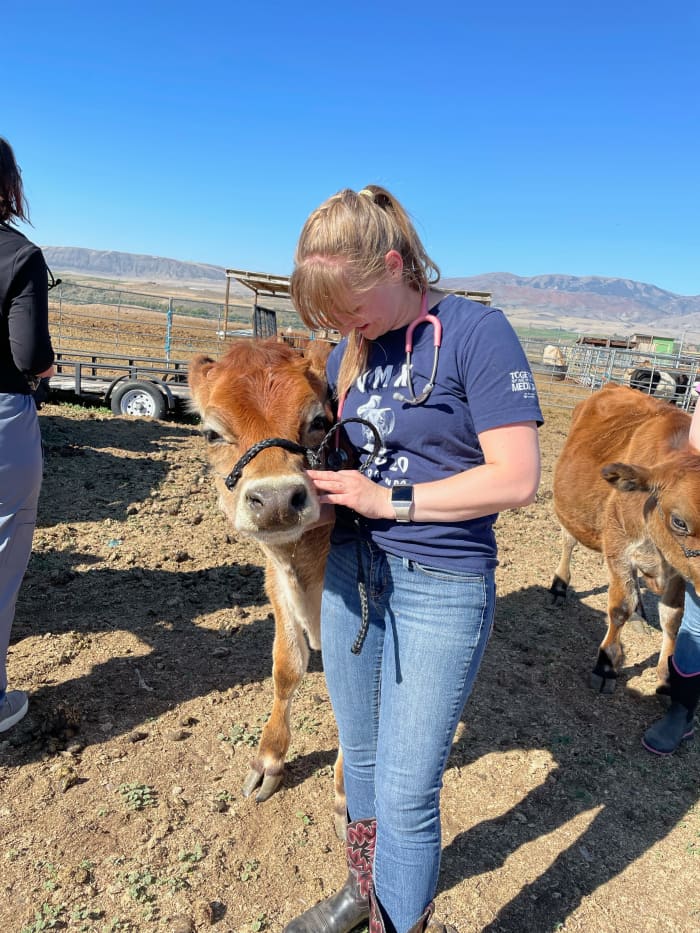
xmin=48 ymin=281 xmax=253 ymax=362
xmin=47 ymin=281 xmax=700 ymax=415
xmin=519 ymin=335 xmax=700 ymax=412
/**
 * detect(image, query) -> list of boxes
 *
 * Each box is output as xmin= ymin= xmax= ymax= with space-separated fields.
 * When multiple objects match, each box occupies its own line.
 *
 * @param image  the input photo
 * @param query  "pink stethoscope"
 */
xmin=392 ymin=290 xmax=443 ymax=406
xmin=330 ymin=291 xmax=442 ymax=466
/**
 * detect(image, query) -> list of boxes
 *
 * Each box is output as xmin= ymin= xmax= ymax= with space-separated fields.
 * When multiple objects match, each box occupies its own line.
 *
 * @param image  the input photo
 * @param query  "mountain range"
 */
xmin=43 ymin=246 xmax=700 ymax=340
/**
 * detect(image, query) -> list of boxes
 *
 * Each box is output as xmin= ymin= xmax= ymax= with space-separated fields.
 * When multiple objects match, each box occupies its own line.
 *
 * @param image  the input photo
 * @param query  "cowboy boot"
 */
xmin=369 ymin=893 xmax=457 ymax=933
xmin=284 ymin=818 xmax=375 ymax=932
xmin=642 ymin=656 xmax=700 ymax=755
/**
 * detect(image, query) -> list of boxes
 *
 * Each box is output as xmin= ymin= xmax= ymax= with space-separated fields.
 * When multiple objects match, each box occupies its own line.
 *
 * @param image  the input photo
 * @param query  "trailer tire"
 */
xmin=110 ymin=381 xmax=167 ymax=419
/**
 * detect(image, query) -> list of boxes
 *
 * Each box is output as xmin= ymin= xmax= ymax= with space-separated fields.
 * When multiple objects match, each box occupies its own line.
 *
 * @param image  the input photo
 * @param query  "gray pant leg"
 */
xmin=0 ymin=394 xmax=43 ymax=693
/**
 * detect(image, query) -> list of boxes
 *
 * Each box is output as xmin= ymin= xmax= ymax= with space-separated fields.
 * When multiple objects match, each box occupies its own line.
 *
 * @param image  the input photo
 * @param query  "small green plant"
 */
xmin=35 ymin=860 xmax=60 ymax=892
xmin=178 ymin=843 xmax=205 ymax=865
xmin=122 ymin=868 xmax=158 ymax=904
xmin=162 ymin=873 xmax=191 ymax=893
xmin=20 ymin=903 xmax=66 ymax=932
xmin=296 ymin=714 xmax=321 ymax=735
xmin=71 ymin=904 xmax=104 ymax=922
xmin=213 ymin=788 xmax=233 ymax=810
xmin=219 ymin=722 xmax=261 ymax=748
xmin=248 ymin=913 xmax=268 ymax=932
xmin=102 ymin=919 xmax=136 ymax=932
xmin=118 ymin=782 xmax=157 ymax=810
xmin=296 ymin=809 xmax=313 ymax=827
xmin=238 ymin=859 xmax=260 ymax=882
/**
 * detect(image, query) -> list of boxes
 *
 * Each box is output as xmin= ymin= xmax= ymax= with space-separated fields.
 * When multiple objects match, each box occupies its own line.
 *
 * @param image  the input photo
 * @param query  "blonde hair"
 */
xmin=290 ymin=185 xmax=440 ymax=399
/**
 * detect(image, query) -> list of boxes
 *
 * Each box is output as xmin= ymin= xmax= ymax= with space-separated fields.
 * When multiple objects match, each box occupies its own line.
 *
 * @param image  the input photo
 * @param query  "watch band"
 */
xmin=391 ymin=485 xmax=414 ymax=523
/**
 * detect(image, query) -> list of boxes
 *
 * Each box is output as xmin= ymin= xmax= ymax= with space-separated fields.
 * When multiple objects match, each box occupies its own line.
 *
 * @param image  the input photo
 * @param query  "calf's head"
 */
xmin=602 ymin=454 xmax=700 ymax=584
xmin=189 ymin=339 xmax=333 ymax=545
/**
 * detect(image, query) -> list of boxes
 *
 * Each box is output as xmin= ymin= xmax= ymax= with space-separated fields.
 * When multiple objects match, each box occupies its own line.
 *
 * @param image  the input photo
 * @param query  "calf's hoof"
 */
xmin=590 ymin=659 xmax=617 ymax=694
xmin=549 ymin=576 xmax=568 ymax=605
xmin=242 ymin=761 xmax=284 ymax=802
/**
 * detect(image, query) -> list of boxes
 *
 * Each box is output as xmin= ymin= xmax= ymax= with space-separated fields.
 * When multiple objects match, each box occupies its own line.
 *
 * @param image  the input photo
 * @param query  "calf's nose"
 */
xmin=244 ymin=481 xmax=310 ymax=525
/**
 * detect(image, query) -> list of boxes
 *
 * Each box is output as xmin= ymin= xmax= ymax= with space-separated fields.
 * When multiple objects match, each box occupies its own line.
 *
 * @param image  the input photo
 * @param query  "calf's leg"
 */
xmin=550 ymin=526 xmax=577 ymax=603
xmin=655 ymin=575 xmax=684 ymax=694
xmin=242 ymin=613 xmax=309 ymax=801
xmin=591 ymin=557 xmax=638 ymax=693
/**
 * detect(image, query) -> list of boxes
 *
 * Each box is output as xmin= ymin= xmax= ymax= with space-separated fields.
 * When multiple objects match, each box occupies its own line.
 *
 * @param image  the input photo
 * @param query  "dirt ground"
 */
xmin=1 ymin=396 xmax=699 ymax=933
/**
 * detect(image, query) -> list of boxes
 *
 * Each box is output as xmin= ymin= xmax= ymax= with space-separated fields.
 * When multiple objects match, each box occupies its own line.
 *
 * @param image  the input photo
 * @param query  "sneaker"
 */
xmin=0 ymin=690 xmax=29 ymax=733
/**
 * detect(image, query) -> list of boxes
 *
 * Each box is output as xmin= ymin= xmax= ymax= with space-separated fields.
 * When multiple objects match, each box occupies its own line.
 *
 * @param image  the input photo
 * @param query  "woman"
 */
xmin=0 ymin=137 xmax=54 ymax=733
xmin=642 ymin=397 xmax=700 ymax=755
xmin=284 ymin=186 xmax=543 ymax=933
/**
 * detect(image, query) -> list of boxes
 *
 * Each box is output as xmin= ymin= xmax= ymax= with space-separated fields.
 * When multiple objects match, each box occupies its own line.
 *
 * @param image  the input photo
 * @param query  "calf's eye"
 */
xmin=202 ymin=428 xmax=223 ymax=444
xmin=309 ymin=415 xmax=329 ymax=433
xmin=670 ymin=514 xmax=689 ymax=534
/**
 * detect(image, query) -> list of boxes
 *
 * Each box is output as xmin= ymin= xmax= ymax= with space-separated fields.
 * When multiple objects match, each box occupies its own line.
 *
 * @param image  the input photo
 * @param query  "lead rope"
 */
xmin=333 ymin=397 xmax=372 ymax=656
xmin=351 ymin=525 xmax=371 ymax=655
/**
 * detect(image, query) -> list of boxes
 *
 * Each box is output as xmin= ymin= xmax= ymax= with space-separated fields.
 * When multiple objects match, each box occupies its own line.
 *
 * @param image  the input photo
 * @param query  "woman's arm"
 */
xmin=8 ymin=246 xmax=55 ymax=377
xmin=307 ymin=421 xmax=541 ymax=522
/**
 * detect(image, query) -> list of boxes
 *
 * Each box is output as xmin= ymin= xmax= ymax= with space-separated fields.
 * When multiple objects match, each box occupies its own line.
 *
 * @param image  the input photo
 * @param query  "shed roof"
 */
xmin=225 ymin=268 xmax=492 ymax=306
xmin=225 ymin=268 xmax=292 ymax=298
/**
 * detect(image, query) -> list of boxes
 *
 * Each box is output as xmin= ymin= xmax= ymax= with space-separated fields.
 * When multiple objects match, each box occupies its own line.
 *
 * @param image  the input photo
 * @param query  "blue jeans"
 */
xmin=321 ymin=539 xmax=495 ymax=932
xmin=677 ymin=582 xmax=700 ymax=675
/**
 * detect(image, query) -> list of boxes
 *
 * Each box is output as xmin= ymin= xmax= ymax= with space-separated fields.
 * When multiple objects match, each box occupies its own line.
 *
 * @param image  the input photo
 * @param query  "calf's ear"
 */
xmin=188 ymin=355 xmax=217 ymax=410
xmin=601 ymin=462 xmax=652 ymax=492
xmin=303 ymin=341 xmax=332 ymax=382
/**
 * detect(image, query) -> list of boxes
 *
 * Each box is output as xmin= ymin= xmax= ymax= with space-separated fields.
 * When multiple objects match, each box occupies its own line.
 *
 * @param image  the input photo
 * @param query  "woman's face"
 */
xmin=332 ymin=251 xmax=413 ymax=339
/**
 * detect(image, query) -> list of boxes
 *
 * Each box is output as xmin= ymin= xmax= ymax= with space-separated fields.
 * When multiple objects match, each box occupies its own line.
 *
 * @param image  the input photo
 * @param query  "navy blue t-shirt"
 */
xmin=327 ymin=294 xmax=543 ymax=572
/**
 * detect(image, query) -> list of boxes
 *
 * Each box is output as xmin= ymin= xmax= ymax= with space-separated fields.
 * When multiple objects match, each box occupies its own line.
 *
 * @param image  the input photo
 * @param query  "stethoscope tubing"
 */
xmin=336 ymin=289 xmax=443 ymax=460
xmin=396 ymin=290 xmax=442 ymax=405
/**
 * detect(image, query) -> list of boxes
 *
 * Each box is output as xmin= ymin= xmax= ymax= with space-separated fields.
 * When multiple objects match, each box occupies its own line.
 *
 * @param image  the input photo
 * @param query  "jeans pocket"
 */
xmin=409 ymin=560 xmax=483 ymax=583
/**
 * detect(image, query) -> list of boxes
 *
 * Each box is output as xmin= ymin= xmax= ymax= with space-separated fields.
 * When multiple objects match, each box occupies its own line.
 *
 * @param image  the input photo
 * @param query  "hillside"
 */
xmin=442 ymin=273 xmax=700 ymax=336
xmin=43 ymin=246 xmax=700 ymax=339
xmin=43 ymin=247 xmax=226 ymax=287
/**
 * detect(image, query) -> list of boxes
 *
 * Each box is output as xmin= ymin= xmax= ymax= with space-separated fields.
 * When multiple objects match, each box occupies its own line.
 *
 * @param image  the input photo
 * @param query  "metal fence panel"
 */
xmin=519 ymin=335 xmax=700 ymax=412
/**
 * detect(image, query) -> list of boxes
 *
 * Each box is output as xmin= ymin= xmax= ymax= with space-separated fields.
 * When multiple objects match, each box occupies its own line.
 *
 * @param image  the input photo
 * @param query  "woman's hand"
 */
xmin=307 ymin=469 xmax=392 ymax=520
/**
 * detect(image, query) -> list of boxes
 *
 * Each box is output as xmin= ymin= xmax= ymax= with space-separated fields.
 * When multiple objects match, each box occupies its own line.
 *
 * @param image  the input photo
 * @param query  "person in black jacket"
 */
xmin=0 ymin=136 xmax=54 ymax=733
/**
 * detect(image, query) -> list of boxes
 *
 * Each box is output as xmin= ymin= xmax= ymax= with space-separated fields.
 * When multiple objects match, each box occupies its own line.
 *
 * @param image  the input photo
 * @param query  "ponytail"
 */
xmin=291 ymin=185 xmax=439 ymax=399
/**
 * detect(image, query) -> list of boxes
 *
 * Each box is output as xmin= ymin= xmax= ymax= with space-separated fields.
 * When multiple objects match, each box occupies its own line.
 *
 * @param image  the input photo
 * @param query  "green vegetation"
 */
xmin=514 ymin=325 xmax=581 ymax=342
xmin=21 ymin=903 xmax=66 ymax=932
xmin=219 ymin=718 xmax=267 ymax=749
xmin=118 ymin=782 xmax=157 ymax=811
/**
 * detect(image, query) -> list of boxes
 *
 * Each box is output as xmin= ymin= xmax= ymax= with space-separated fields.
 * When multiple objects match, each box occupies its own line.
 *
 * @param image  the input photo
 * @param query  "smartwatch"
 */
xmin=391 ymin=485 xmax=414 ymax=523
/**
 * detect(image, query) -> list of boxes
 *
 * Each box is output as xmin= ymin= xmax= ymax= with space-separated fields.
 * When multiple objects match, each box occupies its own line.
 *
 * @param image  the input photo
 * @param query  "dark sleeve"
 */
xmin=7 ymin=244 xmax=55 ymax=375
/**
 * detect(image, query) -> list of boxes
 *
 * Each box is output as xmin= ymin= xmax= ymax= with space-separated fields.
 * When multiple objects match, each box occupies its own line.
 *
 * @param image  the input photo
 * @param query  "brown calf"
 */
xmin=189 ymin=339 xmax=345 ymax=836
xmin=551 ymin=383 xmax=700 ymax=694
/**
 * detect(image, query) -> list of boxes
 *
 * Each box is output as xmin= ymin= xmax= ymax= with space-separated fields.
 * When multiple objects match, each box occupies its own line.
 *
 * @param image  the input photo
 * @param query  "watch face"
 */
xmin=392 ymin=485 xmax=413 ymax=504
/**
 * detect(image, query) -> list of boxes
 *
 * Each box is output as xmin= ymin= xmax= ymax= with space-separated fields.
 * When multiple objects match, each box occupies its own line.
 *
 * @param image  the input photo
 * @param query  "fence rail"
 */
xmin=47 ymin=281 xmax=700 ymax=415
xmin=519 ymin=336 xmax=700 ymax=411
xmin=48 ymin=281 xmax=252 ymax=361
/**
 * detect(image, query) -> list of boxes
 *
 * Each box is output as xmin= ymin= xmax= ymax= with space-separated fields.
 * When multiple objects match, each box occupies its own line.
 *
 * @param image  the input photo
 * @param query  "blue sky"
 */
xmin=4 ymin=1 xmax=699 ymax=295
